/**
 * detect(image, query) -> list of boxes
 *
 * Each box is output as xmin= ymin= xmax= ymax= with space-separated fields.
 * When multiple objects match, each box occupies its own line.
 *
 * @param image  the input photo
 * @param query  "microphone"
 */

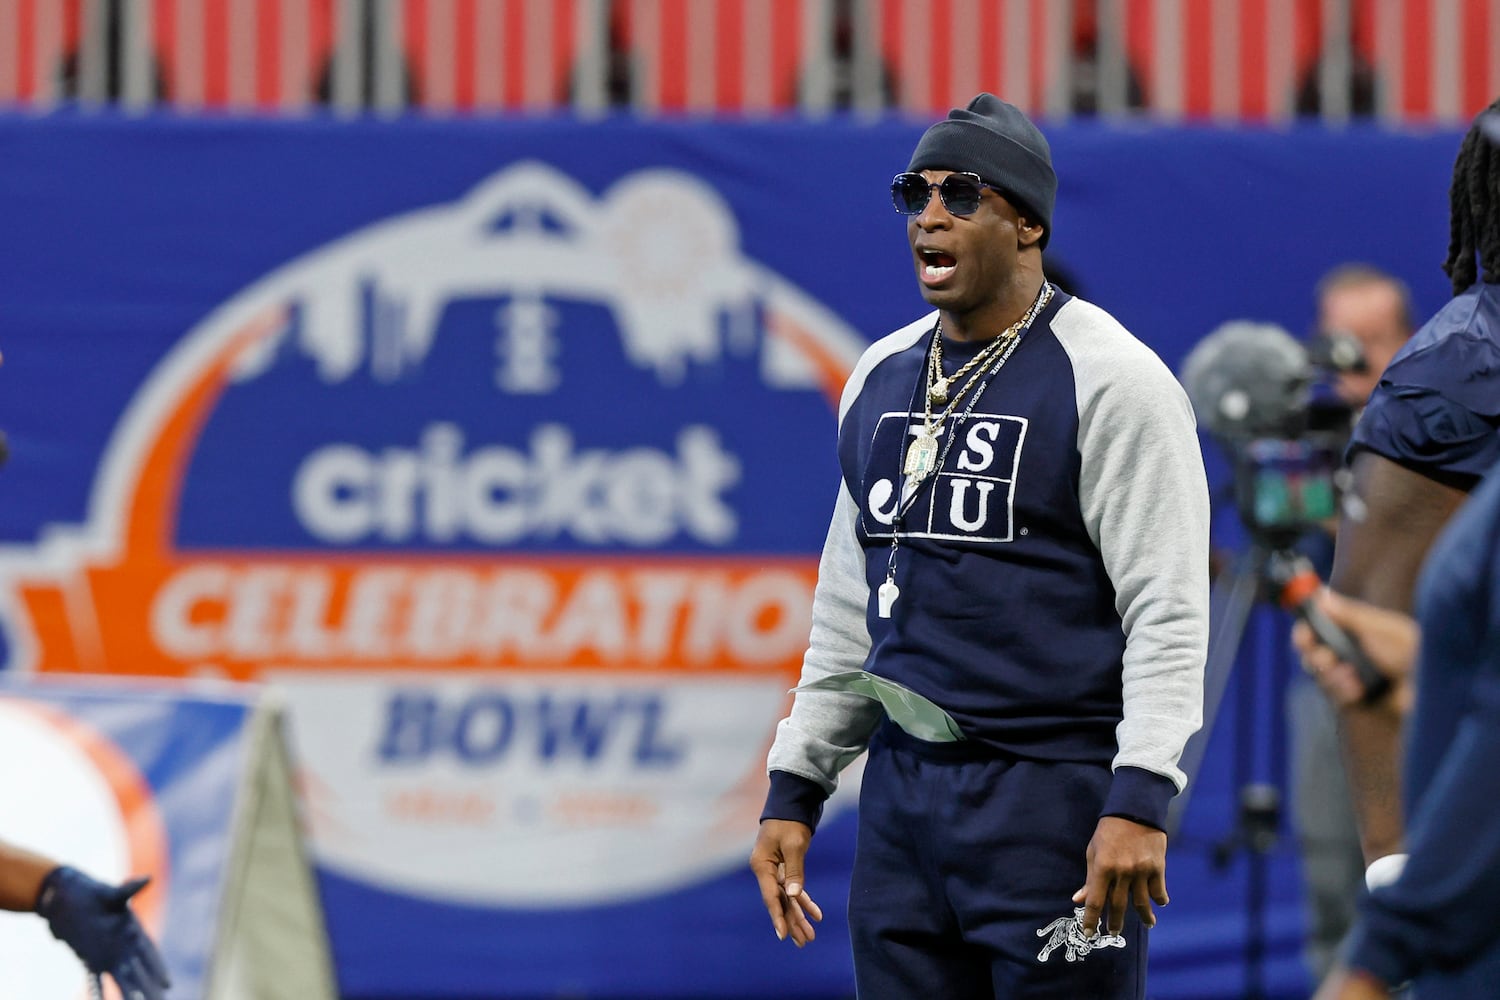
xmin=1265 ymin=550 xmax=1391 ymax=704
xmin=1179 ymin=320 xmax=1311 ymax=442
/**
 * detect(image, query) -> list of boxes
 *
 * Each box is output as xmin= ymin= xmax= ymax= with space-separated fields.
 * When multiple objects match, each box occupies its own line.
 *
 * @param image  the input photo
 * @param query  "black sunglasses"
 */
xmin=891 ymin=171 xmax=1004 ymax=217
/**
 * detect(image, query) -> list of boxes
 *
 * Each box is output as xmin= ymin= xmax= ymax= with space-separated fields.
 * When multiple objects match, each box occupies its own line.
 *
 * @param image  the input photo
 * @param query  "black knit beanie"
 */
xmin=907 ymin=93 xmax=1057 ymax=248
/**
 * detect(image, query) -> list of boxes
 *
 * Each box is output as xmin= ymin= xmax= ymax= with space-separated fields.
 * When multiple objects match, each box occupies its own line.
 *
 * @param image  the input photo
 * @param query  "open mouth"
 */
xmin=918 ymin=248 xmax=957 ymax=282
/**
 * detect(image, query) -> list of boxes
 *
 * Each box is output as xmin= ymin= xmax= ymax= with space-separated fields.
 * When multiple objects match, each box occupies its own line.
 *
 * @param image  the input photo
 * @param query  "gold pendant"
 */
xmin=927 ymin=377 xmax=949 ymax=406
xmin=904 ymin=430 xmax=939 ymax=481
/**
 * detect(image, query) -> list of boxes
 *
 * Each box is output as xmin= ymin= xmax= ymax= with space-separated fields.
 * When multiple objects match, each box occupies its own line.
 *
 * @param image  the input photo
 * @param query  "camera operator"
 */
xmin=1310 ymin=265 xmax=1418 ymax=417
xmin=1289 ymin=264 xmax=1414 ymax=981
xmin=1302 ymin=101 xmax=1500 ymax=999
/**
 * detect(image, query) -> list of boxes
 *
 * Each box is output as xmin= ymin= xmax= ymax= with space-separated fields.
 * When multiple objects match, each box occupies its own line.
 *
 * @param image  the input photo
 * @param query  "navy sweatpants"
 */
xmin=849 ymin=724 xmax=1147 ymax=1000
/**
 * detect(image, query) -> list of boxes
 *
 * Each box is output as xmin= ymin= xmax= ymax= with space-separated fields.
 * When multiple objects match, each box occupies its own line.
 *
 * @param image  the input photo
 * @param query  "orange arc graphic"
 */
xmin=125 ymin=309 xmax=290 ymax=554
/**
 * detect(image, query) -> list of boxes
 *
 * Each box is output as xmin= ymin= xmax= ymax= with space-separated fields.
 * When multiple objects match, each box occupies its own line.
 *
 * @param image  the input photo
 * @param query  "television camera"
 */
xmin=1181 ymin=318 xmax=1388 ymax=704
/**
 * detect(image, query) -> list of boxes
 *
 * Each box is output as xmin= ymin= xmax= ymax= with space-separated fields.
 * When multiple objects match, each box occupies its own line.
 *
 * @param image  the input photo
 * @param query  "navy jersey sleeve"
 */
xmin=1345 ymin=470 xmax=1500 ymax=985
xmin=1348 ymin=291 xmax=1500 ymax=491
xmin=1350 ymin=384 xmax=1500 ymax=491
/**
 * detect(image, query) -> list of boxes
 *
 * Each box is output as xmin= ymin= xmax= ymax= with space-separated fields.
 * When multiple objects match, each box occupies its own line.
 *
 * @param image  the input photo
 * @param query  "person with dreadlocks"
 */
xmin=1296 ymin=100 xmax=1500 ymax=998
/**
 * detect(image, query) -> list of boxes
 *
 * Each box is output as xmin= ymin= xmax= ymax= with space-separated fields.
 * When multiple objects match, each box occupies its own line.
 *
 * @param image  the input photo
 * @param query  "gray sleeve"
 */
xmin=764 ymin=480 xmax=883 ymax=793
xmin=1057 ymin=303 xmax=1210 ymax=792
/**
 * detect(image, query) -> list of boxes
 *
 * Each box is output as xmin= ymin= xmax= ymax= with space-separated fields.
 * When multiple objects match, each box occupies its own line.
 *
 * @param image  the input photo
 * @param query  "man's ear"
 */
xmin=1018 ymin=218 xmax=1044 ymax=248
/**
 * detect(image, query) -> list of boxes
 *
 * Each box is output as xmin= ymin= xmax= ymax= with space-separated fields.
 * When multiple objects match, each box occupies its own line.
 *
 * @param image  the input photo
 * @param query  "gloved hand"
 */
xmin=34 ymin=866 xmax=171 ymax=1000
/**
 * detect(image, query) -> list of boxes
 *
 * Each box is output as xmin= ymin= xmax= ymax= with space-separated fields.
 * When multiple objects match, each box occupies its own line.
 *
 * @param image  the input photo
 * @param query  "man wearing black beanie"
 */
xmin=751 ymin=94 xmax=1209 ymax=998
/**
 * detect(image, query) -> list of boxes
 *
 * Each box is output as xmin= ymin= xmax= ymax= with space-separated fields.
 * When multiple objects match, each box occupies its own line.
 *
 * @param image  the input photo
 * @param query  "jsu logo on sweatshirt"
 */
xmin=862 ymin=410 xmax=1027 ymax=542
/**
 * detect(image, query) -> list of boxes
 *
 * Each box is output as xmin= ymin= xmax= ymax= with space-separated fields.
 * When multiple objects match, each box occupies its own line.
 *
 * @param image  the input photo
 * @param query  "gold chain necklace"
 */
xmin=903 ymin=282 xmax=1054 ymax=483
xmin=927 ymin=326 xmax=1006 ymax=407
xmin=927 ymin=281 xmax=1055 ymax=406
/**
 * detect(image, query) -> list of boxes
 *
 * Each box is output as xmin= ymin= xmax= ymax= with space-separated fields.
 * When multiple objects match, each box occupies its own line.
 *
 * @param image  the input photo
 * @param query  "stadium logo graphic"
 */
xmin=0 ymin=162 xmax=867 ymax=905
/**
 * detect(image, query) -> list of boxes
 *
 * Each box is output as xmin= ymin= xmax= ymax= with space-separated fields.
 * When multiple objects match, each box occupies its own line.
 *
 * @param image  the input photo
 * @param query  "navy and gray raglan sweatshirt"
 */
xmin=763 ymin=291 xmax=1210 ymax=832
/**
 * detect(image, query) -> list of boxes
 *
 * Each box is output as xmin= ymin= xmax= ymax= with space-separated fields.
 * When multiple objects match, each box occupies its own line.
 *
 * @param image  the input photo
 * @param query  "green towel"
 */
xmin=792 ymin=670 xmax=965 ymax=743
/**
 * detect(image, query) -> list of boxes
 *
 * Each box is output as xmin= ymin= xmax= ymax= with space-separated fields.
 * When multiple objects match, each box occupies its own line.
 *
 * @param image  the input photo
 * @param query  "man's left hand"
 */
xmin=35 ymin=867 xmax=171 ymax=1000
xmin=1072 ymin=816 xmax=1167 ymax=936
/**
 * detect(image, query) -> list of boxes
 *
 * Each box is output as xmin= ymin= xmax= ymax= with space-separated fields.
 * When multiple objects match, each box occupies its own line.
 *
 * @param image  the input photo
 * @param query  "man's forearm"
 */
xmin=1330 ymin=455 xmax=1466 ymax=615
xmin=1333 ymin=710 xmax=1406 ymax=862
xmin=1329 ymin=453 xmax=1467 ymax=862
xmin=0 ymin=840 xmax=57 ymax=911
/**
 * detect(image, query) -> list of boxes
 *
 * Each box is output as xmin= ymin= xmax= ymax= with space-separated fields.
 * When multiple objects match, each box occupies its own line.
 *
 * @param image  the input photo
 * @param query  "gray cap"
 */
xmin=907 ymin=93 xmax=1057 ymax=248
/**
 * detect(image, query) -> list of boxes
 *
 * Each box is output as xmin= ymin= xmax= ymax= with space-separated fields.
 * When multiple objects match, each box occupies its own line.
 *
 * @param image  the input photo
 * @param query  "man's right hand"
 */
xmin=750 ymin=819 xmax=823 ymax=947
xmin=1292 ymin=588 xmax=1419 ymax=716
